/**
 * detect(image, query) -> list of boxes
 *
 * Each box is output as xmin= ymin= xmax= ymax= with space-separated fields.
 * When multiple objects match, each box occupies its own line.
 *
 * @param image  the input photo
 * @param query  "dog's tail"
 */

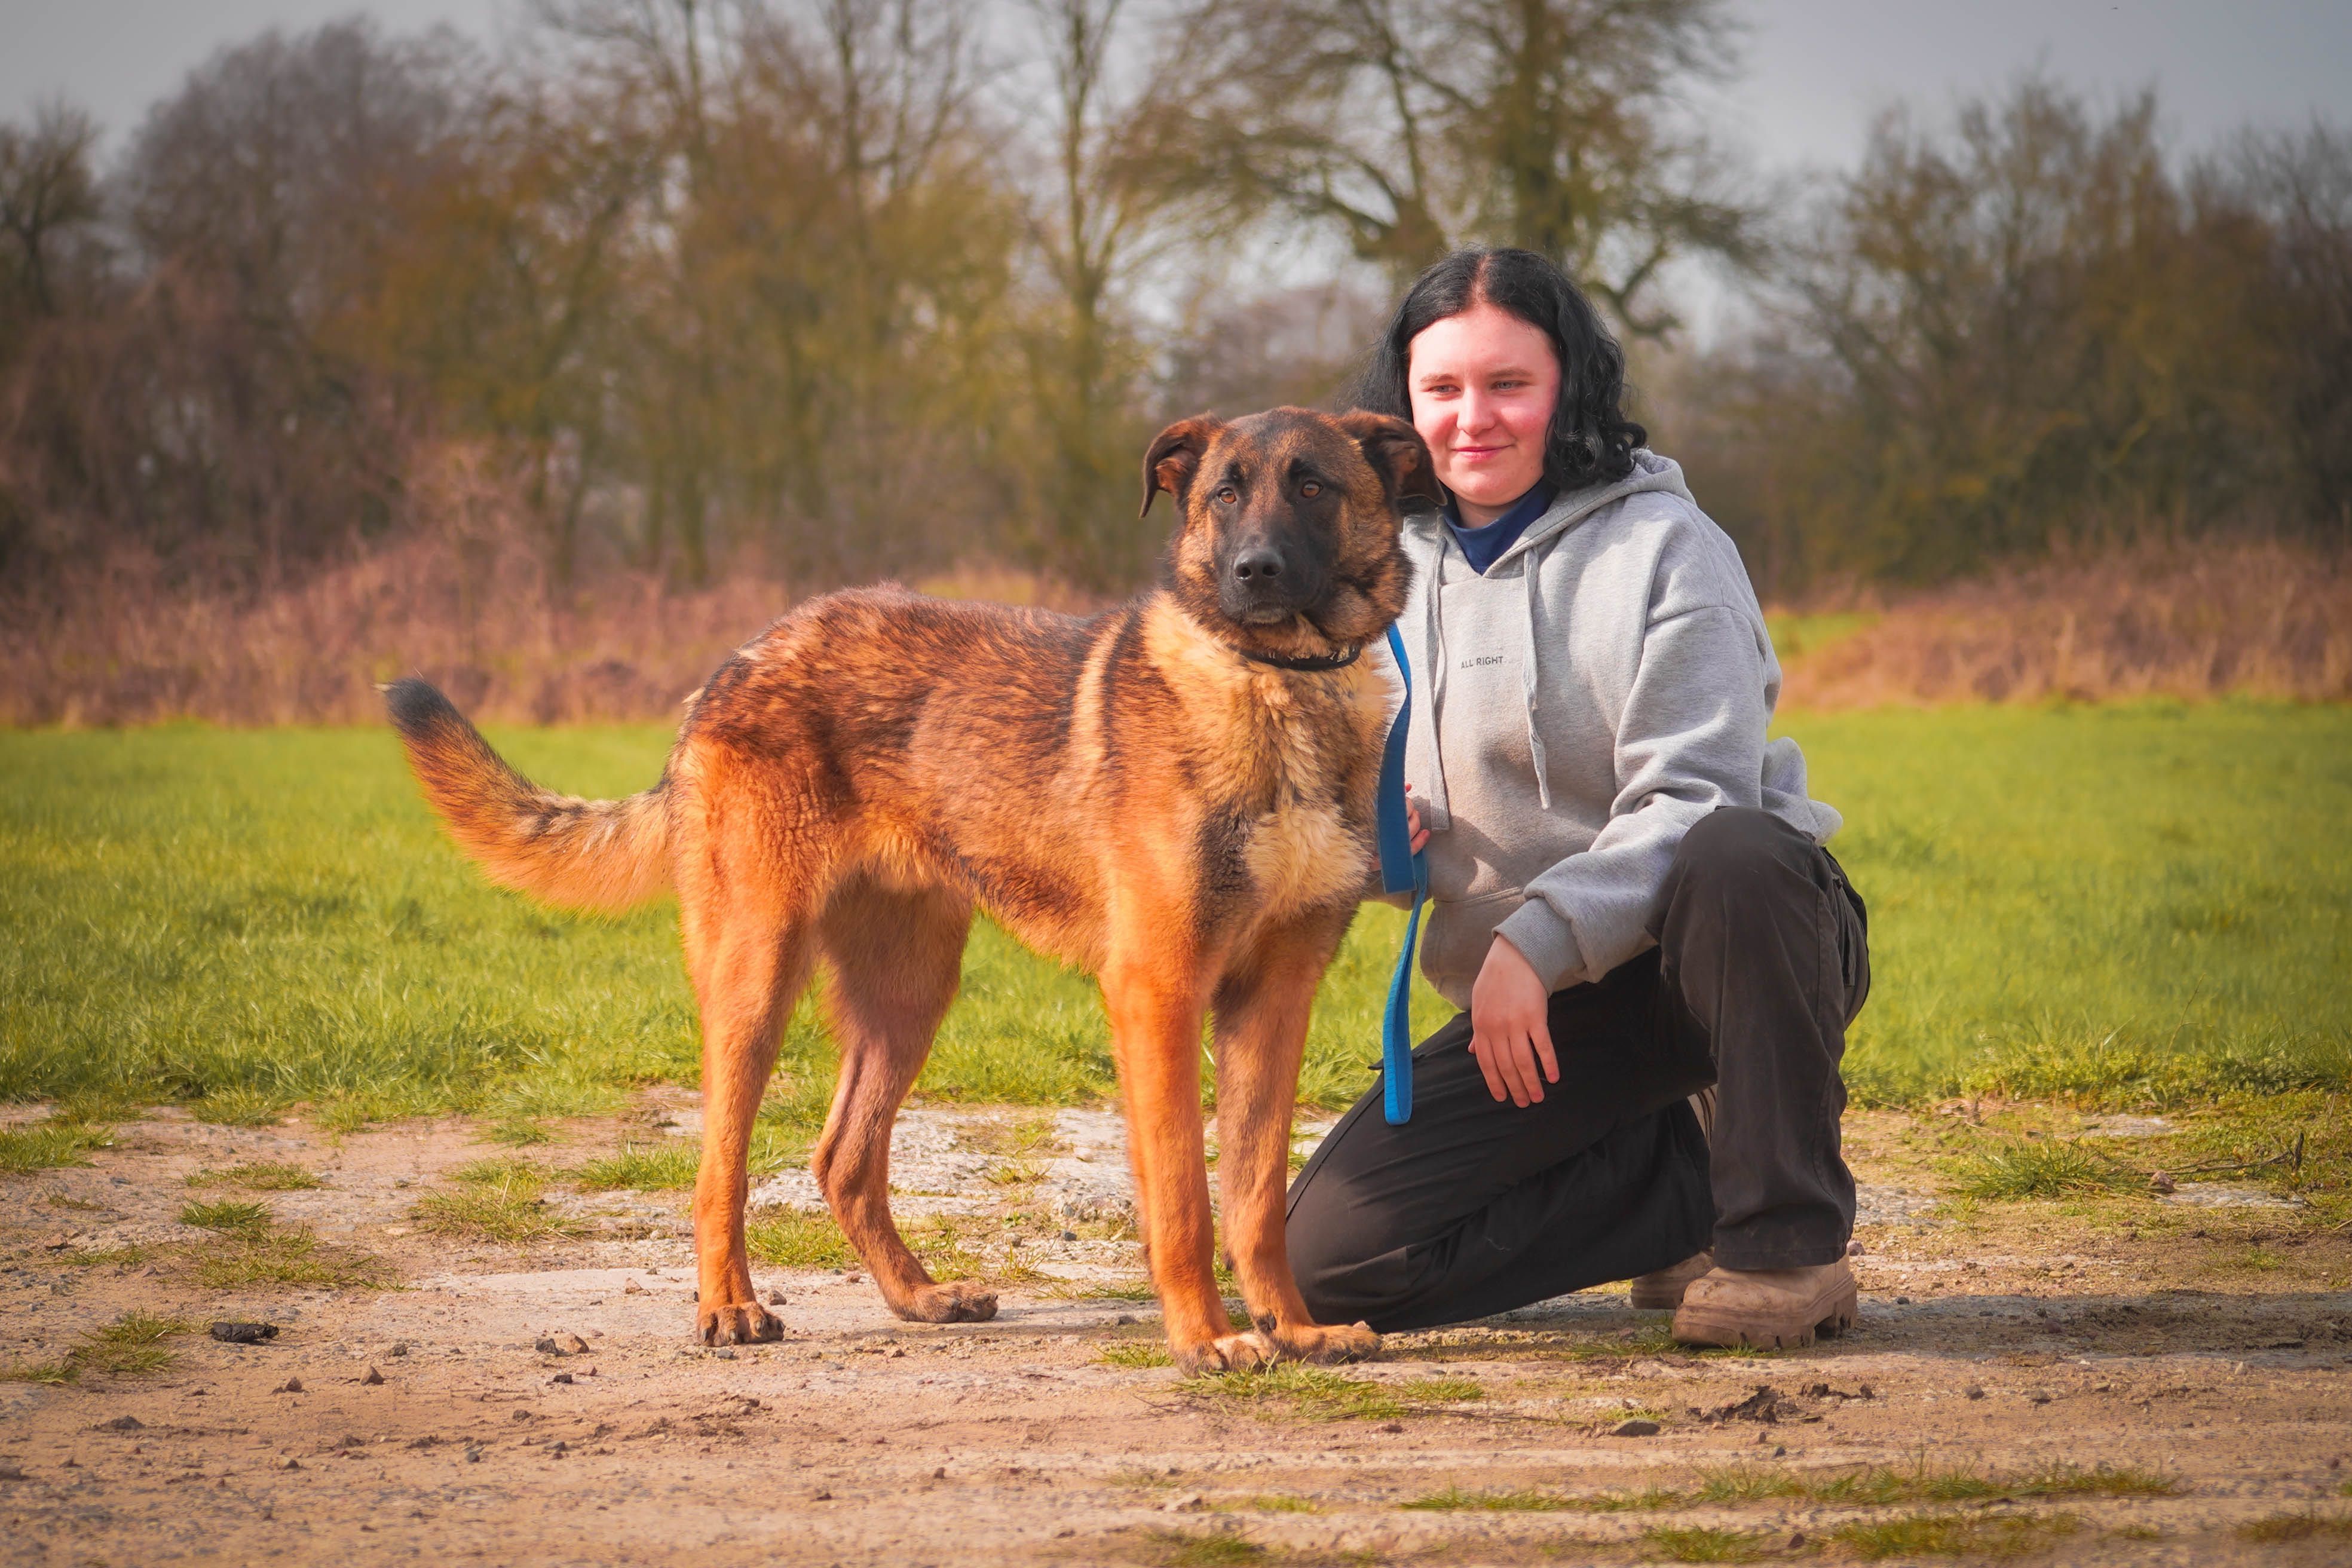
xmin=384 ymin=678 xmax=671 ymax=913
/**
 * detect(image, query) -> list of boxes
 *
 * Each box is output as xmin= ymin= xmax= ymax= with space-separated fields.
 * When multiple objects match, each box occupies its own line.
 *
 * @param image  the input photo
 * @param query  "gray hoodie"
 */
xmin=1376 ymin=451 xmax=1841 ymax=1009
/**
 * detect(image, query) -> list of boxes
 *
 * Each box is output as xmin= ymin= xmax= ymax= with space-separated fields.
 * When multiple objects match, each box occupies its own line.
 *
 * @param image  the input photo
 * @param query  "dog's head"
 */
xmin=1141 ymin=406 xmax=1437 ymax=662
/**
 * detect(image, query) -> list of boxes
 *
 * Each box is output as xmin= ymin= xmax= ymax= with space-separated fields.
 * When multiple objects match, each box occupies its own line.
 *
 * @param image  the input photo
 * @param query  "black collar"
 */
xmin=1234 ymin=642 xmax=1363 ymax=673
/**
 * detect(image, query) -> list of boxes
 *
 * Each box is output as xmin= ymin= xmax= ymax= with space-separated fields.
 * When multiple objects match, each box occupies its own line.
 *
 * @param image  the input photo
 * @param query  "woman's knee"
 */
xmin=1668 ymin=806 xmax=1810 ymax=894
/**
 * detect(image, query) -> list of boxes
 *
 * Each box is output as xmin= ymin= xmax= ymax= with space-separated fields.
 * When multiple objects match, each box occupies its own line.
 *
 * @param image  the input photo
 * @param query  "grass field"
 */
xmin=1 ymin=703 xmax=2347 ymax=1126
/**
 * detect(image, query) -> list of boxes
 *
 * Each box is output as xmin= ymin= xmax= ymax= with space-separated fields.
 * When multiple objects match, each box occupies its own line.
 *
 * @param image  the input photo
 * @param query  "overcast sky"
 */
xmin=5 ymin=0 xmax=2346 ymax=341
xmin=7 ymin=0 xmax=2346 ymax=167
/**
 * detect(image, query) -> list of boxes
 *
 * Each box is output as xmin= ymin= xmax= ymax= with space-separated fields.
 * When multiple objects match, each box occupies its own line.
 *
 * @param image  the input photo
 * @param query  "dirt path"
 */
xmin=4 ymin=1104 xmax=2350 ymax=1566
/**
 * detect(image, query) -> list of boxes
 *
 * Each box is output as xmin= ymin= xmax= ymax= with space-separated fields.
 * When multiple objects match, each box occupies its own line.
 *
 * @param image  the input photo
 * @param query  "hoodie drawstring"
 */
xmin=1521 ymin=543 xmax=1551 ymax=810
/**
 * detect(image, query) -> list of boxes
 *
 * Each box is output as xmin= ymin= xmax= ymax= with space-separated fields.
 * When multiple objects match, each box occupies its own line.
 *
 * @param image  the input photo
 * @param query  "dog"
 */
xmin=385 ymin=406 xmax=1438 ymax=1373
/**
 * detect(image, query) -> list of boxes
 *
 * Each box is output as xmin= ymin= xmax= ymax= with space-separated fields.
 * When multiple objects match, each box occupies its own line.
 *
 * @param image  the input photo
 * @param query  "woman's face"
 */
xmin=1405 ymin=302 xmax=1560 ymax=524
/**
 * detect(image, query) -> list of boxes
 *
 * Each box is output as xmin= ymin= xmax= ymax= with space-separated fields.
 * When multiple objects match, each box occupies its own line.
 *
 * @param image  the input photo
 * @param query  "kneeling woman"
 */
xmin=1288 ymin=248 xmax=1871 ymax=1349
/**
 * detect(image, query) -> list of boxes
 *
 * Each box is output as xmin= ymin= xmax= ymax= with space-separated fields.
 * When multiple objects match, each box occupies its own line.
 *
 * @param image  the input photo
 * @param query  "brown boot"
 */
xmin=1628 ymin=1250 xmax=1714 ymax=1310
xmin=1670 ymin=1259 xmax=1858 ymax=1350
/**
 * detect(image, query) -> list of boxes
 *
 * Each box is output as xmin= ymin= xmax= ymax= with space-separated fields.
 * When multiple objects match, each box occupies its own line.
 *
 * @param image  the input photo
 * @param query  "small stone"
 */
xmin=1789 ymin=1532 xmax=1807 ymax=1549
xmin=1895 ymin=1295 xmax=1912 ymax=1304
xmin=388 ymin=1343 xmax=409 ymax=1357
xmin=361 ymin=1365 xmax=385 ymax=1385
xmin=933 ymin=1467 xmax=947 ymax=1480
xmin=1114 ymin=1314 xmax=1137 ymax=1326
xmin=709 ymin=1347 xmax=737 ymax=1360
xmin=275 ymin=1377 xmax=304 ymax=1394
xmin=552 ymin=1373 xmax=574 ymax=1385
xmin=624 ymin=1279 xmax=645 ymax=1295
xmin=556 ymin=1333 xmax=589 ymax=1355
xmin=767 ymin=1290 xmax=788 ymax=1306
xmin=811 ymin=1489 xmax=833 ymax=1501
xmin=466 ymin=1447 xmax=483 ymax=1463
xmin=844 ymin=1273 xmax=863 ymax=1284
xmin=1161 ymin=1492 xmax=1205 ymax=1512
xmin=1965 ymin=1385 xmax=1985 ymax=1400
xmin=550 ymin=1441 xmax=568 ymax=1455
xmin=535 ymin=1337 xmax=560 ymax=1355
xmin=1611 ymin=1419 xmax=1662 ymax=1437
xmin=1377 ymin=1421 xmax=1404 ymax=1434
xmin=2149 ymin=1171 xmax=2176 ymax=1194
xmin=0 ymin=1466 xmax=24 ymax=1481
xmin=1059 ymin=1230 xmax=1078 ymax=1242
xmin=1845 ymin=1239 xmax=1864 ymax=1257
xmin=97 ymin=1416 xmax=143 ymax=1432
xmin=210 ymin=1321 xmax=278 ymax=1345
xmin=2029 ymin=1391 xmax=2051 ymax=1405
xmin=281 ymin=1457 xmax=302 ymax=1471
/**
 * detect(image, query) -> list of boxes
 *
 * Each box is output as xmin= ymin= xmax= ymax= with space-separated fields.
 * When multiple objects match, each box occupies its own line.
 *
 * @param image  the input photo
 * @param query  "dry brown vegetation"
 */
xmin=7 ymin=533 xmax=2339 ymax=727
xmin=1780 ymin=538 xmax=2352 ymax=709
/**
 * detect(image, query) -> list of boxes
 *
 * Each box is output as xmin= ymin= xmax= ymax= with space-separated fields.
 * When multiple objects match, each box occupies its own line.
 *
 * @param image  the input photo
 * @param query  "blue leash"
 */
xmin=1374 ymin=623 xmax=1428 ymax=1124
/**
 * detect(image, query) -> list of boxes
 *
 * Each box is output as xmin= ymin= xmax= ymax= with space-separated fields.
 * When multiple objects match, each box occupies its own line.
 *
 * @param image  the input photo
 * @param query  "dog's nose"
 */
xmin=1232 ymin=547 xmax=1284 ymax=584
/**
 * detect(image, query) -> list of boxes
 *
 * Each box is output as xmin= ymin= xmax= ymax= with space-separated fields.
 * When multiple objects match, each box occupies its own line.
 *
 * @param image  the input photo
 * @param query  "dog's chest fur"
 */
xmin=1144 ymin=604 xmax=1384 ymax=921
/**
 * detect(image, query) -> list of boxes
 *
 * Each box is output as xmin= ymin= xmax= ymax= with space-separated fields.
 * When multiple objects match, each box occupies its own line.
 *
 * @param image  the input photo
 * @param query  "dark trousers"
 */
xmin=1285 ymin=807 xmax=1871 ymax=1333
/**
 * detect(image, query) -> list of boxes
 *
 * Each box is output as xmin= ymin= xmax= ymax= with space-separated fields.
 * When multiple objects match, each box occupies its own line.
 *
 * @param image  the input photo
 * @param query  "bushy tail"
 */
xmin=383 ymin=678 xmax=671 ymax=912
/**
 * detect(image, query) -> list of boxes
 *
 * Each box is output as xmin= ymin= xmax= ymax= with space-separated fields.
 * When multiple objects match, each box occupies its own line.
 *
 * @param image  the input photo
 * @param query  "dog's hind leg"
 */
xmin=675 ymin=768 xmax=823 ymax=1346
xmin=1212 ymin=915 xmax=1380 ymax=1365
xmin=811 ymin=873 xmax=994 ymax=1324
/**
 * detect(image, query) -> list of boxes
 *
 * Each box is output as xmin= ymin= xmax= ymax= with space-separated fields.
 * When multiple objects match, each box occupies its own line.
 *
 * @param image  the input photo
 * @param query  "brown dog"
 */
xmin=385 ymin=406 xmax=1438 ymax=1372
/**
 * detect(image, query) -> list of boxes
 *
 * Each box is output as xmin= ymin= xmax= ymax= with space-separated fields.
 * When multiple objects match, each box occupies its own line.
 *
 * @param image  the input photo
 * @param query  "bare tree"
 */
xmin=0 ymin=103 xmax=101 ymax=329
xmin=1142 ymin=0 xmax=1754 ymax=332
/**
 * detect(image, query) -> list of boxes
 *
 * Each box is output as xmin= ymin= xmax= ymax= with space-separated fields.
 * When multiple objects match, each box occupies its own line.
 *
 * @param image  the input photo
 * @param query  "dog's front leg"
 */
xmin=1212 ymin=920 xmax=1380 ymax=1367
xmin=1100 ymin=953 xmax=1265 ymax=1374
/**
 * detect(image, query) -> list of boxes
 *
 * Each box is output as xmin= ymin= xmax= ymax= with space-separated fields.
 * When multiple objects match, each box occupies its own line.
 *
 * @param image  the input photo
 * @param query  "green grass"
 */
xmin=1 ymin=707 xmax=2346 ymax=1120
xmin=1181 ymin=1363 xmax=1481 ymax=1422
xmin=1640 ymin=1526 xmax=1781 ymax=1564
xmin=0 ymin=1119 xmax=111 ymax=1172
xmin=179 ymin=1198 xmax=274 ymax=1233
xmin=1456 ymin=1463 xmax=2175 ymax=1516
xmin=1098 ymin=1341 xmax=1176 ymax=1368
xmin=1401 ymin=1487 xmax=1580 ymax=1512
xmin=187 ymin=1160 xmax=321 ymax=1190
xmin=743 ymin=1207 xmax=857 ymax=1269
xmin=1831 ymin=1511 xmax=2077 ymax=1559
xmin=412 ymin=1159 xmax=586 ymax=1243
xmin=1 ymin=1310 xmax=192 ymax=1383
xmin=2239 ymin=1511 xmax=2352 ymax=1543
xmin=190 ymin=1226 xmax=385 ymax=1288
xmin=1949 ymin=1140 xmax=2143 ymax=1199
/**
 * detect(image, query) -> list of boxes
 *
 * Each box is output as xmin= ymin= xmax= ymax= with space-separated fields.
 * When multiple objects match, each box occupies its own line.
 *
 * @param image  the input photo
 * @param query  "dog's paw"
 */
xmin=698 ymin=1299 xmax=784 ymax=1346
xmin=899 ymin=1281 xmax=997 ymax=1324
xmin=1271 ymin=1319 xmax=1380 ymax=1365
xmin=1173 ymin=1330 xmax=1275 ymax=1375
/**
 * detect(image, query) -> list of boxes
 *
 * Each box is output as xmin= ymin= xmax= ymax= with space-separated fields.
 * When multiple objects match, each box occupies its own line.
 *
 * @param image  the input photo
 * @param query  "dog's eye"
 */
xmin=1215 ymin=486 xmax=1238 ymax=505
xmin=1299 ymin=481 xmax=1321 ymax=498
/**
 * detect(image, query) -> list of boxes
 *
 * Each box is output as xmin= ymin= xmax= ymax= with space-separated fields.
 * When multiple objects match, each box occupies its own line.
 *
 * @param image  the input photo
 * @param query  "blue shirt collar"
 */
xmin=1442 ymin=481 xmax=1554 ymax=574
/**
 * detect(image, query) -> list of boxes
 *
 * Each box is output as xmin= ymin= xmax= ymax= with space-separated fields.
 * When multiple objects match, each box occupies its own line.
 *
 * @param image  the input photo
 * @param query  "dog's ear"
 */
xmin=1337 ymin=410 xmax=1445 ymax=512
xmin=1139 ymin=414 xmax=1224 ymax=518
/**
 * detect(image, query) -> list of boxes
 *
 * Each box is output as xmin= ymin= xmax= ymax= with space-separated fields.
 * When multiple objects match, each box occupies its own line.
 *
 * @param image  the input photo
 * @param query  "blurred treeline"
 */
xmin=0 ymin=0 xmax=2345 ymax=620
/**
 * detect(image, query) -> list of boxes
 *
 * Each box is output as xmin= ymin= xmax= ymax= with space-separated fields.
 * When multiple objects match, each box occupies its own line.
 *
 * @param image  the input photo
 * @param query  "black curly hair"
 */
xmin=1354 ymin=247 xmax=1646 ymax=493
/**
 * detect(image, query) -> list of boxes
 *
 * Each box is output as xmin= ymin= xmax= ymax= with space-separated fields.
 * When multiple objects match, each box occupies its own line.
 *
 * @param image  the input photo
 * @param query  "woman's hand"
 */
xmin=1469 ymin=934 xmax=1557 ymax=1106
xmin=1404 ymin=784 xmax=1431 ymax=853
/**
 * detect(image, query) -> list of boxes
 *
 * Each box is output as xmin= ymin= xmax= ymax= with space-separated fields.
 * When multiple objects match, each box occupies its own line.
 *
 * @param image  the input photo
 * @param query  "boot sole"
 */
xmin=1670 ymin=1279 xmax=1860 ymax=1350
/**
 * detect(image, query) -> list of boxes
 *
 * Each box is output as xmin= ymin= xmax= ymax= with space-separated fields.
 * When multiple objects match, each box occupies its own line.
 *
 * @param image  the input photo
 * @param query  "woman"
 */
xmin=1285 ymin=247 xmax=1872 ymax=1349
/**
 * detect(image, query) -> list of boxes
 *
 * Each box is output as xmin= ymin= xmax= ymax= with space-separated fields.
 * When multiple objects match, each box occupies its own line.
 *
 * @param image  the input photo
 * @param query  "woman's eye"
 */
xmin=1216 ymin=487 xmax=1238 ymax=504
xmin=1299 ymin=481 xmax=1321 ymax=498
